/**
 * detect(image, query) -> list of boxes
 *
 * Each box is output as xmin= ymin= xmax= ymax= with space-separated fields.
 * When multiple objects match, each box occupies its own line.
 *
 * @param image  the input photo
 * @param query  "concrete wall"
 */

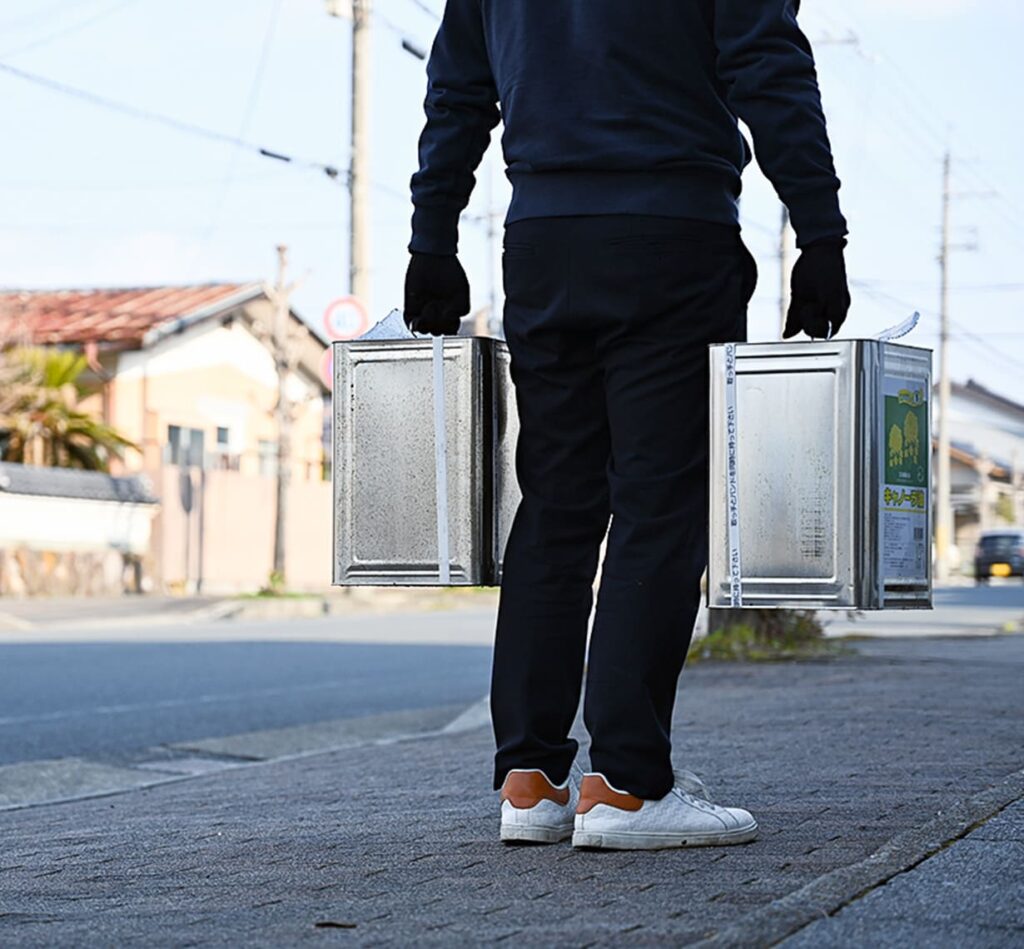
xmin=0 ymin=492 xmax=155 ymax=554
xmin=152 ymin=466 xmax=331 ymax=595
xmin=0 ymin=493 xmax=156 ymax=596
xmin=0 ymin=548 xmax=135 ymax=597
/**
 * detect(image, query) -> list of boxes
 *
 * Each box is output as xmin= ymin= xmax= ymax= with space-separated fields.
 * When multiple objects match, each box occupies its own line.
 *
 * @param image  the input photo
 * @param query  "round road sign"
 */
xmin=323 ymin=296 xmax=369 ymax=341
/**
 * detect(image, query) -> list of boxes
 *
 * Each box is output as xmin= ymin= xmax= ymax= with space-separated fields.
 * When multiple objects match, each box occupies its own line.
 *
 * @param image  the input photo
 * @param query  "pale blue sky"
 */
xmin=1 ymin=0 xmax=1021 ymax=398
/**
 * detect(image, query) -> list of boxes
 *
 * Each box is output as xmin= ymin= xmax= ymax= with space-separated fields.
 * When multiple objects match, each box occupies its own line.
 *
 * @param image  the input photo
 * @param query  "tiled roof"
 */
xmin=0 ymin=462 xmax=158 ymax=504
xmin=949 ymin=440 xmax=1012 ymax=478
xmin=0 ymin=284 xmax=261 ymax=347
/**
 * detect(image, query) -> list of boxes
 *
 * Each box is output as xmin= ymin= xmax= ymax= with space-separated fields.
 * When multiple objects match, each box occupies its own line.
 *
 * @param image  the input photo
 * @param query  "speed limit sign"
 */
xmin=323 ymin=296 xmax=369 ymax=341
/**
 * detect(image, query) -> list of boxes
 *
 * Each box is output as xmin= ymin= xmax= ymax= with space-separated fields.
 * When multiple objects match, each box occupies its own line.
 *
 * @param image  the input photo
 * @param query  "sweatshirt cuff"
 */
xmin=410 ymin=205 xmax=461 ymax=256
xmin=786 ymin=188 xmax=848 ymax=248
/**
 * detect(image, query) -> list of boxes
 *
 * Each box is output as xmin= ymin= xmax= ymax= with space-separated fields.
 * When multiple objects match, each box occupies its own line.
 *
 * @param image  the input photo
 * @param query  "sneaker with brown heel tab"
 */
xmin=499 ymin=764 xmax=581 ymax=844
xmin=572 ymin=770 xmax=758 ymax=850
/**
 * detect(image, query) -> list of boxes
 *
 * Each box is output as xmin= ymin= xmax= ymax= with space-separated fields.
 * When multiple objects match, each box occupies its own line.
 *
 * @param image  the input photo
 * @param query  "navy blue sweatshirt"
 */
xmin=410 ymin=1 xmax=846 ymax=255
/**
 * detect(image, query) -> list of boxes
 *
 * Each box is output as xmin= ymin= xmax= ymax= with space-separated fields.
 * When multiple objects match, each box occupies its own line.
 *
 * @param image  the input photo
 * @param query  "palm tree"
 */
xmin=0 ymin=347 xmax=136 ymax=471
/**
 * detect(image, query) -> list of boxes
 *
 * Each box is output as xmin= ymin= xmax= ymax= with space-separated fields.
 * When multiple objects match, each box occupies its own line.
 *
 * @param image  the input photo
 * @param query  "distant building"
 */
xmin=4 ymin=284 xmax=328 ymax=479
xmin=943 ymin=379 xmax=1024 ymax=567
xmin=3 ymin=284 xmax=333 ymax=594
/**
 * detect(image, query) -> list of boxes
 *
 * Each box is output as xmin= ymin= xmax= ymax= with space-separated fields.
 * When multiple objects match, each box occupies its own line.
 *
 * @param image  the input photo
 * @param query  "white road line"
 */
xmin=0 ymin=677 xmax=387 ymax=728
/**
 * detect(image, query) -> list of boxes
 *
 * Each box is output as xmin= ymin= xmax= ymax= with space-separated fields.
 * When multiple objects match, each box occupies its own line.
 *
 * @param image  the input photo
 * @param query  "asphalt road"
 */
xmin=0 ymin=621 xmax=493 ymax=768
xmin=1 ymin=582 xmax=1020 ymax=771
xmin=821 ymin=580 xmax=1024 ymax=637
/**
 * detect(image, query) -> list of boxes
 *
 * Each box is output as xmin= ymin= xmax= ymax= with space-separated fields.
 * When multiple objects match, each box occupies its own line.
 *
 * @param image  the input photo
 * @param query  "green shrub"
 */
xmin=691 ymin=609 xmax=846 ymax=662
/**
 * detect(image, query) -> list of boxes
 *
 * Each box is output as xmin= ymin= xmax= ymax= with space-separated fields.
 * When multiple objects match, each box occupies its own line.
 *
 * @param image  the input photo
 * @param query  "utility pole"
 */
xmin=935 ymin=151 xmax=953 ymax=582
xmin=270 ymin=244 xmax=295 ymax=588
xmin=779 ymin=206 xmax=796 ymax=337
xmin=934 ymin=150 xmax=984 ymax=581
xmin=350 ymin=0 xmax=372 ymax=311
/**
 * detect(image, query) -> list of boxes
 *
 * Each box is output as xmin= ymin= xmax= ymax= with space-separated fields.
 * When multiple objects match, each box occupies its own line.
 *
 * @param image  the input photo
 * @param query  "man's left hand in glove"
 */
xmin=404 ymin=252 xmax=471 ymax=336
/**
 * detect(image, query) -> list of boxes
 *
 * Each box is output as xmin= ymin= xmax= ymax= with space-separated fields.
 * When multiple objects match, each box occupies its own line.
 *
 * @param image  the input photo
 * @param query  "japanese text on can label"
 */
xmin=881 ymin=375 xmax=929 ymax=580
xmin=724 ymin=344 xmax=743 ymax=606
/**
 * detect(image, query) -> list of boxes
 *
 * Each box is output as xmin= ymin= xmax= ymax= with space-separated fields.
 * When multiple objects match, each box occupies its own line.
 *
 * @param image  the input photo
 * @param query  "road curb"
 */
xmin=0 ymin=698 xmax=489 ymax=814
xmin=0 ymin=612 xmax=34 ymax=632
xmin=696 ymin=766 xmax=1024 ymax=948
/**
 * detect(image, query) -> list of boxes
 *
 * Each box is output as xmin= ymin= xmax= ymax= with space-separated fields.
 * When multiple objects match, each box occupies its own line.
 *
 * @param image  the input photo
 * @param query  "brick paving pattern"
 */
xmin=1 ymin=637 xmax=1022 ymax=946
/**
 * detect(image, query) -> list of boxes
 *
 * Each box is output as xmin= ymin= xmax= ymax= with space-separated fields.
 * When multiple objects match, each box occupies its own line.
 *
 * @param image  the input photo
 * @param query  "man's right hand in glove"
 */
xmin=404 ymin=252 xmax=471 ymax=336
xmin=783 ymin=239 xmax=851 ymax=340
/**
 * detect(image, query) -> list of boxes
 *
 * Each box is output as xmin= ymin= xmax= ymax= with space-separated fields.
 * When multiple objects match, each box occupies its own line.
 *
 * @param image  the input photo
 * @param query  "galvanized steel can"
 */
xmin=708 ymin=340 xmax=933 ymax=610
xmin=332 ymin=337 xmax=520 ymax=586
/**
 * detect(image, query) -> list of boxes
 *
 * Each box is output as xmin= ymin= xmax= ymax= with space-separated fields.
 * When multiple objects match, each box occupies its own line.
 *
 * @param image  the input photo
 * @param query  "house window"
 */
xmin=189 ymin=429 xmax=205 ymax=467
xmin=166 ymin=425 xmax=206 ymax=467
xmin=210 ymin=426 xmax=240 ymax=471
xmin=167 ymin=425 xmax=181 ymax=463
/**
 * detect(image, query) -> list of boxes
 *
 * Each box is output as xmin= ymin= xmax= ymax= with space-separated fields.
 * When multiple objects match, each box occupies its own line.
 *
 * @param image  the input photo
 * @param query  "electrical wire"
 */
xmin=0 ymin=59 xmax=341 ymax=182
xmin=0 ymin=0 xmax=90 ymax=34
xmin=199 ymin=0 xmax=286 ymax=247
xmin=852 ymin=281 xmax=1024 ymax=374
xmin=1 ymin=0 xmax=146 ymax=59
xmin=741 ymin=218 xmax=779 ymax=241
xmin=856 ymin=279 xmax=1024 ymax=294
xmin=812 ymin=9 xmax=1024 ymax=304
xmin=818 ymin=8 xmax=1024 ymax=255
xmin=403 ymin=0 xmax=440 ymax=21
xmin=0 ymin=174 xmax=284 ymax=191
xmin=375 ymin=6 xmax=427 ymax=57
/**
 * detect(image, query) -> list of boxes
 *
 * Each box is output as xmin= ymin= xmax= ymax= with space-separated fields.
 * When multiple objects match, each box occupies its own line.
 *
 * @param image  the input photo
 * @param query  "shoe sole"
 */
xmin=572 ymin=821 xmax=758 ymax=851
xmin=501 ymin=824 xmax=573 ymax=845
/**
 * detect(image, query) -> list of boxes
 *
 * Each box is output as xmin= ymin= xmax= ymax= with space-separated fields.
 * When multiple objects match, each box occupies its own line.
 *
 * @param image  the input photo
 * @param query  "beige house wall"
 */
xmin=107 ymin=318 xmax=325 ymax=482
xmin=153 ymin=466 xmax=331 ymax=594
xmin=67 ymin=313 xmax=333 ymax=592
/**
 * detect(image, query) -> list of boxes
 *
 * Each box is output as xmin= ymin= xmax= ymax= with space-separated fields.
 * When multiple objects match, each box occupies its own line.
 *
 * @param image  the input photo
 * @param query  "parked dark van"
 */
xmin=974 ymin=529 xmax=1024 ymax=583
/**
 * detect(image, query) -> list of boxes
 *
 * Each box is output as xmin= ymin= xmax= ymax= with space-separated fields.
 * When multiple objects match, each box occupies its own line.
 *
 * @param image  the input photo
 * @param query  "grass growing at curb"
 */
xmin=235 ymin=590 xmax=320 ymax=600
xmin=690 ymin=609 xmax=852 ymax=662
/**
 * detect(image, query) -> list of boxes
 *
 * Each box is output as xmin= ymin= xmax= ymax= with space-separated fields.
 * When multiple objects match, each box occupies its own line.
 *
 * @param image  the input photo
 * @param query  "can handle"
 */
xmin=876 ymin=311 xmax=920 ymax=342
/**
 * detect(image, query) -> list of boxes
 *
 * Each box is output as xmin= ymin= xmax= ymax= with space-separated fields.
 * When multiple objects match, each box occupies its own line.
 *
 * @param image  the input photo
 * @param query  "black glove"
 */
xmin=403 ymin=252 xmax=470 ymax=336
xmin=783 ymin=239 xmax=851 ymax=340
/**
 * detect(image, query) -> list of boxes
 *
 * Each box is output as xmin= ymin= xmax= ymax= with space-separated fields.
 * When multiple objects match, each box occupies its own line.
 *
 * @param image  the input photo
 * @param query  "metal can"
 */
xmin=332 ymin=337 xmax=520 ymax=586
xmin=708 ymin=339 xmax=933 ymax=610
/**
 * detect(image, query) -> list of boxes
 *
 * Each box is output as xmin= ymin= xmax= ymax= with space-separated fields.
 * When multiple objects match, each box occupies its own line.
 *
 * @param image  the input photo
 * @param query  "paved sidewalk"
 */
xmin=1 ymin=637 xmax=1022 ymax=946
xmin=0 ymin=589 xmax=501 ymax=634
xmin=783 ymin=798 xmax=1024 ymax=947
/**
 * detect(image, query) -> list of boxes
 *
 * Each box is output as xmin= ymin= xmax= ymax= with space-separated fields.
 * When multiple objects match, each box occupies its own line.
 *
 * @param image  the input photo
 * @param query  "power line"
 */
xmin=1 ymin=0 xmax=146 ymax=59
xmin=856 ymin=278 xmax=1024 ymax=294
xmin=233 ymin=0 xmax=284 ymax=146
xmin=954 ymin=162 xmax=1024 ymax=255
xmin=404 ymin=0 xmax=440 ymax=21
xmin=0 ymin=59 xmax=341 ymax=182
xmin=0 ymin=175 xmax=284 ymax=191
xmin=816 ymin=9 xmax=1024 ymax=254
xmin=853 ymin=281 xmax=1024 ymax=375
xmin=741 ymin=217 xmax=778 ymax=240
xmin=814 ymin=7 xmax=950 ymax=158
xmin=0 ymin=0 xmax=89 ymax=33
xmin=200 ymin=0 xmax=286 ymax=247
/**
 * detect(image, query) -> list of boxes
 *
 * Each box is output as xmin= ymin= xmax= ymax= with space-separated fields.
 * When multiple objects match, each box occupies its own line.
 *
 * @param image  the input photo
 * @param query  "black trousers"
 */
xmin=491 ymin=215 xmax=756 ymax=800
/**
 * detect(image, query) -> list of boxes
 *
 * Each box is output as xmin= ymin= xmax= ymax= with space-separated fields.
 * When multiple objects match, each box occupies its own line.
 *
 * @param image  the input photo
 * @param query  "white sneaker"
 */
xmin=572 ymin=769 xmax=758 ymax=850
xmin=499 ymin=764 xmax=581 ymax=844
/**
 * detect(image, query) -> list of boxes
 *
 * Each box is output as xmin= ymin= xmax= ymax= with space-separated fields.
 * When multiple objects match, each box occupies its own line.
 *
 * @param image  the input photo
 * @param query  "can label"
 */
xmin=881 ymin=375 xmax=929 ymax=580
xmin=724 ymin=343 xmax=743 ymax=606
